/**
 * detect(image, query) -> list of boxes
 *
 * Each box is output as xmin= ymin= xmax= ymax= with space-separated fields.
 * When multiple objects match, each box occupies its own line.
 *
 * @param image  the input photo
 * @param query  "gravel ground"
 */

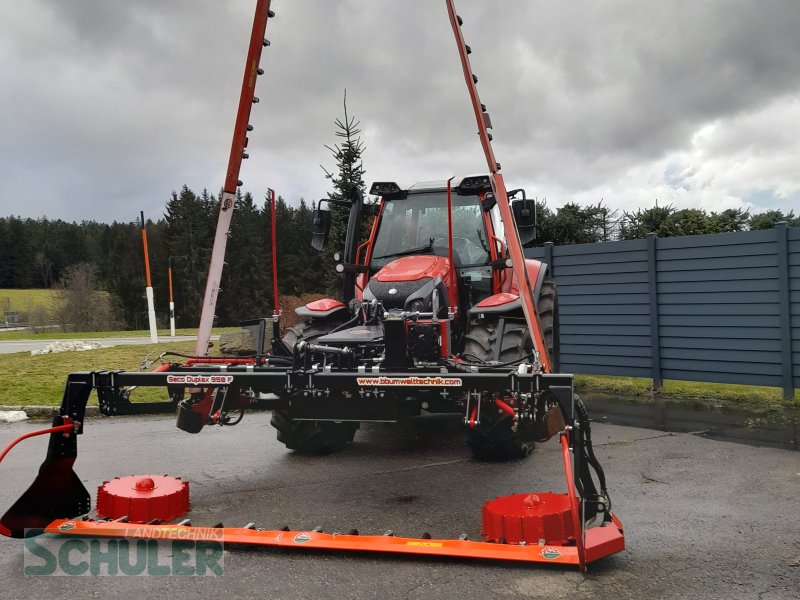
xmin=0 ymin=336 xmax=199 ymax=355
xmin=0 ymin=412 xmax=798 ymax=599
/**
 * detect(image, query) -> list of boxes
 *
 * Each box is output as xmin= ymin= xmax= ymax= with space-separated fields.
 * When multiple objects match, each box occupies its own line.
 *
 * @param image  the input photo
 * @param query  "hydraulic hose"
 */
xmin=0 ymin=418 xmax=75 ymax=467
xmin=573 ymin=394 xmax=611 ymax=517
xmin=328 ymin=310 xmax=362 ymax=335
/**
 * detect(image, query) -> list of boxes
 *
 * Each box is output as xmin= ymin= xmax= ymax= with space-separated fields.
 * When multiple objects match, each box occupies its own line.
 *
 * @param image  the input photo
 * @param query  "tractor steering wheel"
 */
xmin=433 ymin=236 xmax=485 ymax=264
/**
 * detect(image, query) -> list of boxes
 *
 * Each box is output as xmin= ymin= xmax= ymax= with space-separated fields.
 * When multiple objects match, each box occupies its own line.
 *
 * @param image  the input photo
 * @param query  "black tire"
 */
xmin=280 ymin=318 xmax=339 ymax=349
xmin=270 ymin=409 xmax=357 ymax=455
xmin=270 ymin=318 xmax=358 ymax=455
xmin=462 ymin=320 xmax=532 ymax=366
xmin=462 ymin=278 xmax=559 ymax=460
xmin=537 ymin=278 xmax=560 ymax=372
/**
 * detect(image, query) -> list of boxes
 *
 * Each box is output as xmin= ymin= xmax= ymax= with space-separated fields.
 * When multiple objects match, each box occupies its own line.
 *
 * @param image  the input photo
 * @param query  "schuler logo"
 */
xmin=23 ymin=535 xmax=224 ymax=576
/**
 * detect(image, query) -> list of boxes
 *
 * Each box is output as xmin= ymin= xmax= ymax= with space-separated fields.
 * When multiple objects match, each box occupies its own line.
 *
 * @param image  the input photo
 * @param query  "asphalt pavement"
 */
xmin=0 ymin=336 xmax=199 ymax=355
xmin=0 ymin=413 xmax=798 ymax=599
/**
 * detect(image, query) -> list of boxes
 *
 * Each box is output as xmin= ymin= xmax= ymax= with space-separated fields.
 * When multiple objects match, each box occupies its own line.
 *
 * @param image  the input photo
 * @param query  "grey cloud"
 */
xmin=1 ymin=0 xmax=799 ymax=221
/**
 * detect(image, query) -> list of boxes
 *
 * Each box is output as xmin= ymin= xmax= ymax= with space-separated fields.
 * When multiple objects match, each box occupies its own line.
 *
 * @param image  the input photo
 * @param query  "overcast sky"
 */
xmin=1 ymin=0 xmax=799 ymax=223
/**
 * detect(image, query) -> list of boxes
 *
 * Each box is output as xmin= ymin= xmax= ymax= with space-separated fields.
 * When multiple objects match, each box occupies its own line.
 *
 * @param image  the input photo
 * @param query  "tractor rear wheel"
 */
xmin=270 ymin=318 xmax=358 ymax=455
xmin=537 ymin=277 xmax=559 ymax=372
xmin=462 ymin=278 xmax=559 ymax=460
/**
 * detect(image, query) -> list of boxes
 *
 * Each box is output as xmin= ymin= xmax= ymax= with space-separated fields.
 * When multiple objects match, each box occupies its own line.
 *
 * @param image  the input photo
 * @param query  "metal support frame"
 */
xmin=776 ymin=222 xmax=795 ymax=399
xmin=72 ymin=369 xmax=577 ymax=400
xmin=646 ymin=233 xmax=662 ymax=390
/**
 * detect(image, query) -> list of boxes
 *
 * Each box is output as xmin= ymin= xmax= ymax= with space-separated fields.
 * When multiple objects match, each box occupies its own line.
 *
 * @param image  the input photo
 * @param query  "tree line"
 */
xmin=0 ymin=187 xmax=323 ymax=330
xmin=2 ymin=196 xmax=796 ymax=330
xmin=534 ymin=201 xmax=799 ymax=246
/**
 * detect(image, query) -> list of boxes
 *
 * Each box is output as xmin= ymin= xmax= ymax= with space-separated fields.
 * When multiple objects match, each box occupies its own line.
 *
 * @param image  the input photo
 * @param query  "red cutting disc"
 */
xmin=481 ymin=492 xmax=575 ymax=545
xmin=96 ymin=475 xmax=190 ymax=523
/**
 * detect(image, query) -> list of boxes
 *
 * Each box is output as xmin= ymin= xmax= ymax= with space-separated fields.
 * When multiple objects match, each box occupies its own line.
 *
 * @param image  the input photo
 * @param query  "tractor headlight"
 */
xmin=409 ymin=300 xmax=424 ymax=313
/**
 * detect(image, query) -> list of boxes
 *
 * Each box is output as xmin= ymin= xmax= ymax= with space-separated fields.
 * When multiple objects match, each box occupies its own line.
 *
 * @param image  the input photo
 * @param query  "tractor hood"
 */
xmin=364 ymin=255 xmax=452 ymax=313
xmin=373 ymin=255 xmax=451 ymax=283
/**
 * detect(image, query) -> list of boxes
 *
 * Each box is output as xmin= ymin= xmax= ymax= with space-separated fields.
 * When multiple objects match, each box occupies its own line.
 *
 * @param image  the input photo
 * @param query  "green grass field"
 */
xmin=575 ymin=374 xmax=795 ymax=411
xmin=0 ymin=289 xmax=55 ymax=314
xmin=0 ymin=341 xmax=794 ymax=408
xmin=0 ymin=341 xmax=213 ymax=406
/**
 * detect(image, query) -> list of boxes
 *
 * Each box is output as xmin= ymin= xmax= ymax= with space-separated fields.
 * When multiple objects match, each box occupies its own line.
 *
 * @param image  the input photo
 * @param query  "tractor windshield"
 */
xmin=370 ymin=193 xmax=490 ymax=270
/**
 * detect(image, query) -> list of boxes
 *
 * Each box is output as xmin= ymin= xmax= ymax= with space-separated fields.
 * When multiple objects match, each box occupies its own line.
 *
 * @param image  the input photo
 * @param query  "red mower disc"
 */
xmin=96 ymin=475 xmax=189 ymax=523
xmin=482 ymin=492 xmax=574 ymax=546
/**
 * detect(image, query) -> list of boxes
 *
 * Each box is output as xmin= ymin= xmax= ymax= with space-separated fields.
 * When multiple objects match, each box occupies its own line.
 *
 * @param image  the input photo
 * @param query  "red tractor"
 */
xmin=0 ymin=0 xmax=624 ymax=571
xmin=269 ymin=176 xmax=558 ymax=460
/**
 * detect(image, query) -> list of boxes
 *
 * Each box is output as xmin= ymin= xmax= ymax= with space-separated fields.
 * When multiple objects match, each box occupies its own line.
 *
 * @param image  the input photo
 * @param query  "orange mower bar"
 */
xmin=1 ymin=371 xmax=622 ymax=571
xmin=38 ymin=432 xmax=623 ymax=572
xmin=43 ymin=515 xmax=624 ymax=569
xmin=2 ymin=411 xmax=622 ymax=572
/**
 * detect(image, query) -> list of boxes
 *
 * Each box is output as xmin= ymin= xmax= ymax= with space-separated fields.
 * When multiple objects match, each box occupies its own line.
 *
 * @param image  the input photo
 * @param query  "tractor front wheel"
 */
xmin=462 ymin=278 xmax=559 ymax=460
xmin=270 ymin=410 xmax=358 ymax=455
xmin=270 ymin=318 xmax=358 ymax=455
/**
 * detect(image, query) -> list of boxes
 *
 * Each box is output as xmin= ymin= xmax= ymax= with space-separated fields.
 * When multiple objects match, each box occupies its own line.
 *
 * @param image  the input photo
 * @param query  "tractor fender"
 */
xmin=500 ymin=258 xmax=550 ymax=304
xmin=469 ymin=292 xmax=521 ymax=316
xmin=295 ymin=298 xmax=349 ymax=319
xmin=472 ymin=260 xmax=550 ymax=316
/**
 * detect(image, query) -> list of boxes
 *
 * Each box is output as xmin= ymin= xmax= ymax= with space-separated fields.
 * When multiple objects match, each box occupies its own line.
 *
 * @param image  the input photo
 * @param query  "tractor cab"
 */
xmin=301 ymin=174 xmax=548 ymax=377
xmin=366 ymin=181 xmax=494 ymax=309
xmin=311 ymin=175 xmax=538 ymax=317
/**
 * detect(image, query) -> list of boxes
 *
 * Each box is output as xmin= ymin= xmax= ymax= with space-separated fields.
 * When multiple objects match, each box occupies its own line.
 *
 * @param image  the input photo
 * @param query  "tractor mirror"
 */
xmin=512 ymin=199 xmax=536 ymax=245
xmin=310 ymin=208 xmax=331 ymax=251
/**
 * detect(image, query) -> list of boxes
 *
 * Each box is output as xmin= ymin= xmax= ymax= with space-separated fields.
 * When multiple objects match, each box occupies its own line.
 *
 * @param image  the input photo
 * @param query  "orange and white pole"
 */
xmin=140 ymin=211 xmax=158 ymax=343
xmin=168 ymin=257 xmax=176 ymax=337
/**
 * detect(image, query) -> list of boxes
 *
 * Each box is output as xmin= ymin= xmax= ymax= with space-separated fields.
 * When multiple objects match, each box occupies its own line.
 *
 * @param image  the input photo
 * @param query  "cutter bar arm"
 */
xmin=444 ymin=0 xmax=553 ymax=372
xmin=195 ymin=0 xmax=274 ymax=356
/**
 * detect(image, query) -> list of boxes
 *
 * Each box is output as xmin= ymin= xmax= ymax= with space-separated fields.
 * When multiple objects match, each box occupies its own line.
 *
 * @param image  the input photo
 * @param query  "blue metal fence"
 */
xmin=525 ymin=223 xmax=799 ymax=399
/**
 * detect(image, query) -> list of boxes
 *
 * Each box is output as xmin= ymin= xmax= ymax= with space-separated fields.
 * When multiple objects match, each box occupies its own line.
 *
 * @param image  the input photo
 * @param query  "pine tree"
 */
xmin=320 ymin=90 xmax=366 ymax=295
xmin=163 ymin=186 xmax=215 ymax=326
xmin=218 ymin=190 xmax=269 ymax=324
xmin=619 ymin=203 xmax=676 ymax=240
xmin=97 ymin=220 xmax=146 ymax=329
xmin=749 ymin=209 xmax=800 ymax=230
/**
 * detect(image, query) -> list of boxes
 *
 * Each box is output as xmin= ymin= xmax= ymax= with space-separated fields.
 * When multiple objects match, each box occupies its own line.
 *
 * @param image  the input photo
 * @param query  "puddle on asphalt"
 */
xmin=581 ymin=392 xmax=799 ymax=451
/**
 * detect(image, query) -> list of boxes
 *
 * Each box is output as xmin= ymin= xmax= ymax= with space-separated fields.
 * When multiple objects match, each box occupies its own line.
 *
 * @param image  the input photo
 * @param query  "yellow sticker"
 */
xmin=406 ymin=541 xmax=444 ymax=547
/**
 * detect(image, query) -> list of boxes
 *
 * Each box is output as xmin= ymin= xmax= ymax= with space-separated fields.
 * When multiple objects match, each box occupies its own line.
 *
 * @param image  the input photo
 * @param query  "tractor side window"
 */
xmin=490 ymin=205 xmax=505 ymax=255
xmin=369 ymin=202 xmax=402 ymax=267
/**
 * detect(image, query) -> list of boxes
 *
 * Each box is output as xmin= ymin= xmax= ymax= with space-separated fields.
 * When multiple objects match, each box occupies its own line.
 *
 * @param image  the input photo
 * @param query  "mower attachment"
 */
xmin=26 ymin=428 xmax=622 ymax=571
xmin=29 ymin=432 xmax=622 ymax=571
xmin=44 ymin=512 xmax=624 ymax=569
xmin=0 ymin=369 xmax=624 ymax=571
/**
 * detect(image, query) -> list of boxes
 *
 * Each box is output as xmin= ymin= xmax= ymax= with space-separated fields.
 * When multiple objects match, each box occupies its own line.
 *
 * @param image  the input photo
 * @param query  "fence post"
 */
xmin=647 ymin=233 xmax=662 ymax=390
xmin=776 ymin=222 xmax=794 ymax=400
xmin=544 ymin=242 xmax=554 ymax=275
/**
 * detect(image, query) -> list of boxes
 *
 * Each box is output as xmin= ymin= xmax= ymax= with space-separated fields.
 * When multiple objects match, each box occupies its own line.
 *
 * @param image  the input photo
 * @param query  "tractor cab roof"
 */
xmin=370 ymin=175 xmax=493 ymax=198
